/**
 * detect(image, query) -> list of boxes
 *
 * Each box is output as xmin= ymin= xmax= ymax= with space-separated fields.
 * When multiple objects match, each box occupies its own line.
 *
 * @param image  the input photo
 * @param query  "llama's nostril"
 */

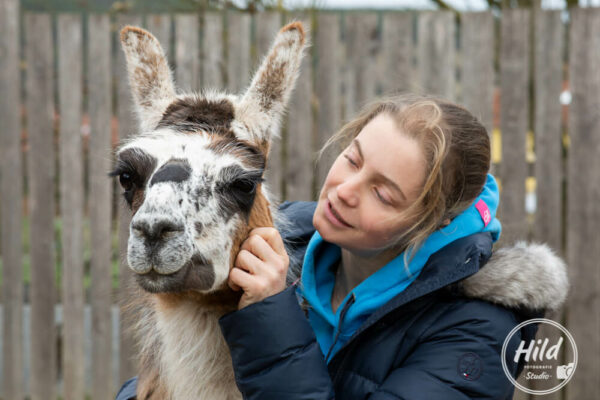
xmin=132 ymin=221 xmax=150 ymax=238
xmin=132 ymin=219 xmax=184 ymax=242
xmin=155 ymin=220 xmax=184 ymax=238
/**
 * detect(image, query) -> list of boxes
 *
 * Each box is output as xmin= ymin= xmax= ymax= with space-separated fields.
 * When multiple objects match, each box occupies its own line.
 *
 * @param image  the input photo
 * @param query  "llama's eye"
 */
xmin=231 ymin=179 xmax=256 ymax=194
xmin=119 ymin=172 xmax=134 ymax=190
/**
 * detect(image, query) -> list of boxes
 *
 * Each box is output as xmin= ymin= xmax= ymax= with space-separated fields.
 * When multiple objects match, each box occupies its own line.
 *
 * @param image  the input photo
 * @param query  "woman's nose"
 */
xmin=336 ymin=178 xmax=359 ymax=207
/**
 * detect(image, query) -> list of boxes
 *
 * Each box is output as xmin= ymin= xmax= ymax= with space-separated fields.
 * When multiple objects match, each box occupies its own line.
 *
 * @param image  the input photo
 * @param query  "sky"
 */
xmin=278 ymin=0 xmax=600 ymax=10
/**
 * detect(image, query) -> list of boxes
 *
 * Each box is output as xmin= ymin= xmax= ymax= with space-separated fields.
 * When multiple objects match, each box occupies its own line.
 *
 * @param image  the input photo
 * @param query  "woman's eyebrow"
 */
xmin=352 ymin=139 xmax=407 ymax=201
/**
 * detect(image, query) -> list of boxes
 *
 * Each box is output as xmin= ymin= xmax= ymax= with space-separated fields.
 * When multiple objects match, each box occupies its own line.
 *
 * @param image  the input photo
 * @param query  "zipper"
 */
xmin=325 ymin=292 xmax=356 ymax=363
xmin=332 ymin=332 xmax=359 ymax=387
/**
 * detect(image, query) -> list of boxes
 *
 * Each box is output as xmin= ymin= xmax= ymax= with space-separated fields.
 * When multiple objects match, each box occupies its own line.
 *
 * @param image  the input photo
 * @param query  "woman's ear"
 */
xmin=441 ymin=218 xmax=451 ymax=227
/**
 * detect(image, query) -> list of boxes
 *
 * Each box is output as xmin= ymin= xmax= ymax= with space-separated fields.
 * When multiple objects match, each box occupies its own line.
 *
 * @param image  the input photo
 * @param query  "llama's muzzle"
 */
xmin=127 ymin=213 xmax=193 ymax=276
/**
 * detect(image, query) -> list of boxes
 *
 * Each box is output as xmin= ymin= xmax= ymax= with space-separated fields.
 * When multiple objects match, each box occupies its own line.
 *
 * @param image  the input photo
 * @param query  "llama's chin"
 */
xmin=134 ymin=253 xmax=216 ymax=293
xmin=135 ymin=269 xmax=186 ymax=293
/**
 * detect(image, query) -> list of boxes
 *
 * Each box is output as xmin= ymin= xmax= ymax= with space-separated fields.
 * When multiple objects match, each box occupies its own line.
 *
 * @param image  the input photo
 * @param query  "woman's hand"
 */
xmin=228 ymin=227 xmax=289 ymax=310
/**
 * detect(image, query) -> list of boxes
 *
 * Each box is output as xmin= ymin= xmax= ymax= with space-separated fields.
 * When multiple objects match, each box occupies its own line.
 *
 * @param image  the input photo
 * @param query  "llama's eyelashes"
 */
xmin=112 ymin=147 xmax=158 ymax=183
xmin=109 ymin=165 xmax=138 ymax=203
xmin=214 ymin=166 xmax=265 ymax=219
xmin=108 ymin=166 xmax=138 ymax=206
xmin=109 ymin=147 xmax=159 ymax=205
xmin=107 ymin=162 xmax=132 ymax=179
xmin=217 ymin=164 xmax=264 ymax=184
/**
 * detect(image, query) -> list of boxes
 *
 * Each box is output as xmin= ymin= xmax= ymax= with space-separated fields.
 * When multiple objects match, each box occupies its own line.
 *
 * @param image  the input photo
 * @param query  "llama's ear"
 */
xmin=120 ymin=26 xmax=176 ymax=132
xmin=235 ymin=22 xmax=307 ymax=147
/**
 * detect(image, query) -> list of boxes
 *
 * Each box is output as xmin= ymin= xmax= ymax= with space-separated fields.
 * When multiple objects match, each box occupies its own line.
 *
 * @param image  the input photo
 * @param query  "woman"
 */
xmin=217 ymin=94 xmax=568 ymax=399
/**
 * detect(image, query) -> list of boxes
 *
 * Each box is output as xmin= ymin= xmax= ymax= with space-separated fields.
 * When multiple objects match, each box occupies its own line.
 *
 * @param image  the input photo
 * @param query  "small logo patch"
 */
xmin=457 ymin=352 xmax=483 ymax=381
xmin=475 ymin=199 xmax=491 ymax=227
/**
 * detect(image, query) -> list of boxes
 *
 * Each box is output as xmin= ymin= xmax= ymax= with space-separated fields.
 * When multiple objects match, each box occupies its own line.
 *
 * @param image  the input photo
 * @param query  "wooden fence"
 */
xmin=0 ymin=1 xmax=599 ymax=399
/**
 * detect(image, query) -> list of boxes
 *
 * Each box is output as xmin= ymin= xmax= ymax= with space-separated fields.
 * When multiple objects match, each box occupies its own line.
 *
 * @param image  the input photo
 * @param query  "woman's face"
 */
xmin=313 ymin=113 xmax=427 ymax=256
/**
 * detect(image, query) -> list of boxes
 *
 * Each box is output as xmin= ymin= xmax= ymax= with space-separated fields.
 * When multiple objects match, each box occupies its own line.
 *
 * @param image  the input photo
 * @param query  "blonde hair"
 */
xmin=319 ymin=93 xmax=491 ymax=270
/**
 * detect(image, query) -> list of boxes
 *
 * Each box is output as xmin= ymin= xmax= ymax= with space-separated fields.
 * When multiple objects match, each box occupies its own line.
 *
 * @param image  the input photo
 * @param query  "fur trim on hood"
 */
xmin=457 ymin=241 xmax=569 ymax=312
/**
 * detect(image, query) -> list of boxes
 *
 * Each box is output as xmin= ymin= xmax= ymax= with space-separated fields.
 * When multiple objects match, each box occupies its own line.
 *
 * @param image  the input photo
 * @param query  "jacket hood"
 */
xmin=455 ymin=240 xmax=569 ymax=312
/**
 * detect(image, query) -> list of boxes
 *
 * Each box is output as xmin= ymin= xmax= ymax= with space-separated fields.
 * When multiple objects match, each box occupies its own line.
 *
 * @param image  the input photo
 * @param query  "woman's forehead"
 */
xmin=355 ymin=114 xmax=427 ymax=197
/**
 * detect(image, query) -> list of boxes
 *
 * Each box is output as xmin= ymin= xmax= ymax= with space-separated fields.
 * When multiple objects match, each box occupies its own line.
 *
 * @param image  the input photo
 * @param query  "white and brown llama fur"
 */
xmin=115 ymin=22 xmax=307 ymax=400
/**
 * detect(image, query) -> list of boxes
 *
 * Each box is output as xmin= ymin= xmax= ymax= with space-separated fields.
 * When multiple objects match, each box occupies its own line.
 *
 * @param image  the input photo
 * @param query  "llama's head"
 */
xmin=112 ymin=22 xmax=306 ymax=294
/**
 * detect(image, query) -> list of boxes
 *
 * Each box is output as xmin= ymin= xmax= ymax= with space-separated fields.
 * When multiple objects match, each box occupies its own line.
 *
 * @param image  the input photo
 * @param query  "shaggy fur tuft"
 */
xmin=458 ymin=241 xmax=569 ymax=312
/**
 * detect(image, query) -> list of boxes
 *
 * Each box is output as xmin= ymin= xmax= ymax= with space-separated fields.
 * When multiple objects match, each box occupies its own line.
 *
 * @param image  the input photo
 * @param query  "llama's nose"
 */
xmin=131 ymin=218 xmax=185 ymax=242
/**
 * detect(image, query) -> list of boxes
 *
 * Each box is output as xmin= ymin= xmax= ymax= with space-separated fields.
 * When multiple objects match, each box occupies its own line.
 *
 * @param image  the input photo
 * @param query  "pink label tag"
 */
xmin=475 ymin=199 xmax=491 ymax=227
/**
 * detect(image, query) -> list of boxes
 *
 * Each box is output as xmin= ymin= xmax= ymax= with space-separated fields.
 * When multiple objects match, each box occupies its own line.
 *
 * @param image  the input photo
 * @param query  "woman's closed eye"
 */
xmin=344 ymin=154 xmax=359 ymax=168
xmin=374 ymin=187 xmax=393 ymax=206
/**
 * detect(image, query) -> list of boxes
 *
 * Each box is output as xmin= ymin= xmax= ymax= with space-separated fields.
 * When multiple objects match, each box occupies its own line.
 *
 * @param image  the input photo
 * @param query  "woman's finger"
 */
xmin=228 ymin=278 xmax=242 ymax=292
xmin=242 ymin=234 xmax=280 ymax=266
xmin=229 ymin=265 xmax=254 ymax=290
xmin=235 ymin=248 xmax=262 ymax=275
xmin=248 ymin=227 xmax=287 ymax=256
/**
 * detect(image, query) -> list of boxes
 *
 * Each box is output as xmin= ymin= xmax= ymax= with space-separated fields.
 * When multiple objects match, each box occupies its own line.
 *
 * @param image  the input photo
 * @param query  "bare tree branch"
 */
xmin=430 ymin=0 xmax=457 ymax=12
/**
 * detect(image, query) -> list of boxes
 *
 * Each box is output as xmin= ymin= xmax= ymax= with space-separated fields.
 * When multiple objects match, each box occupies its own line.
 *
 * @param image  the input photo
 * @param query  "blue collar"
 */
xmin=297 ymin=173 xmax=502 ymax=362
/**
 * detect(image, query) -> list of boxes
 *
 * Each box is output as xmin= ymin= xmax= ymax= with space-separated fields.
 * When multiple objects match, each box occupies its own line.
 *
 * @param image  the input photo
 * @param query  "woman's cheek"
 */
xmin=360 ymin=214 xmax=386 ymax=240
xmin=362 ymin=212 xmax=399 ymax=244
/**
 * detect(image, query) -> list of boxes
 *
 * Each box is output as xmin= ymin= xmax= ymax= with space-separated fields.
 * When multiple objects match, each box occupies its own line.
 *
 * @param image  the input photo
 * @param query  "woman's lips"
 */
xmin=325 ymin=200 xmax=353 ymax=228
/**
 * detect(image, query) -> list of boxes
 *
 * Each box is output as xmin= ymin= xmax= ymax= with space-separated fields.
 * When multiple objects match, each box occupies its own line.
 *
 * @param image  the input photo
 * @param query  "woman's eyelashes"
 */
xmin=344 ymin=153 xmax=358 ymax=167
xmin=374 ymin=188 xmax=392 ymax=205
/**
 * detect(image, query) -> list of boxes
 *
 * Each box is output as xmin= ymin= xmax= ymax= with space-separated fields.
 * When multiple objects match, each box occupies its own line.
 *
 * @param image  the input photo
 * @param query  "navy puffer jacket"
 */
xmin=116 ymin=201 xmax=568 ymax=400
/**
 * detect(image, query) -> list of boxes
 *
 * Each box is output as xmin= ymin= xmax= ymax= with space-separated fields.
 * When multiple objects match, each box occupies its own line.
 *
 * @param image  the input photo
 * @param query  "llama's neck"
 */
xmin=139 ymin=292 xmax=242 ymax=400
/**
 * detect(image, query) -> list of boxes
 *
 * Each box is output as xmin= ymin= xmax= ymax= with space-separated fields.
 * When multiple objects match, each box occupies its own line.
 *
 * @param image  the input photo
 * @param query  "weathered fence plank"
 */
xmin=88 ymin=14 xmax=114 ymax=400
xmin=254 ymin=12 xmax=281 ymax=68
xmin=226 ymin=11 xmax=250 ymax=93
xmin=497 ymin=9 xmax=530 ymax=247
xmin=0 ymin=0 xmax=24 ymax=398
xmin=57 ymin=14 xmax=85 ymax=400
xmin=146 ymin=14 xmax=171 ymax=63
xmin=115 ymin=13 xmax=143 ymax=389
xmin=256 ymin=12 xmax=283 ymax=199
xmin=533 ymin=10 xmax=563 ymax=257
xmin=461 ymin=12 xmax=494 ymax=135
xmin=566 ymin=8 xmax=600 ymax=399
xmin=461 ymin=11 xmax=495 ymax=176
xmin=344 ymin=12 xmax=379 ymax=115
xmin=25 ymin=13 xmax=57 ymax=400
xmin=527 ymin=10 xmax=565 ymax=398
xmin=175 ymin=14 xmax=200 ymax=92
xmin=202 ymin=12 xmax=224 ymax=88
xmin=315 ymin=13 xmax=342 ymax=189
xmin=285 ymin=14 xmax=313 ymax=201
xmin=416 ymin=11 xmax=456 ymax=100
xmin=381 ymin=12 xmax=414 ymax=95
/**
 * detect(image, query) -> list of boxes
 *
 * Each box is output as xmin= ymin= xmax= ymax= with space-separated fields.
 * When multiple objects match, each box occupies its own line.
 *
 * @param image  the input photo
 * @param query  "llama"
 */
xmin=113 ymin=22 xmax=307 ymax=399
